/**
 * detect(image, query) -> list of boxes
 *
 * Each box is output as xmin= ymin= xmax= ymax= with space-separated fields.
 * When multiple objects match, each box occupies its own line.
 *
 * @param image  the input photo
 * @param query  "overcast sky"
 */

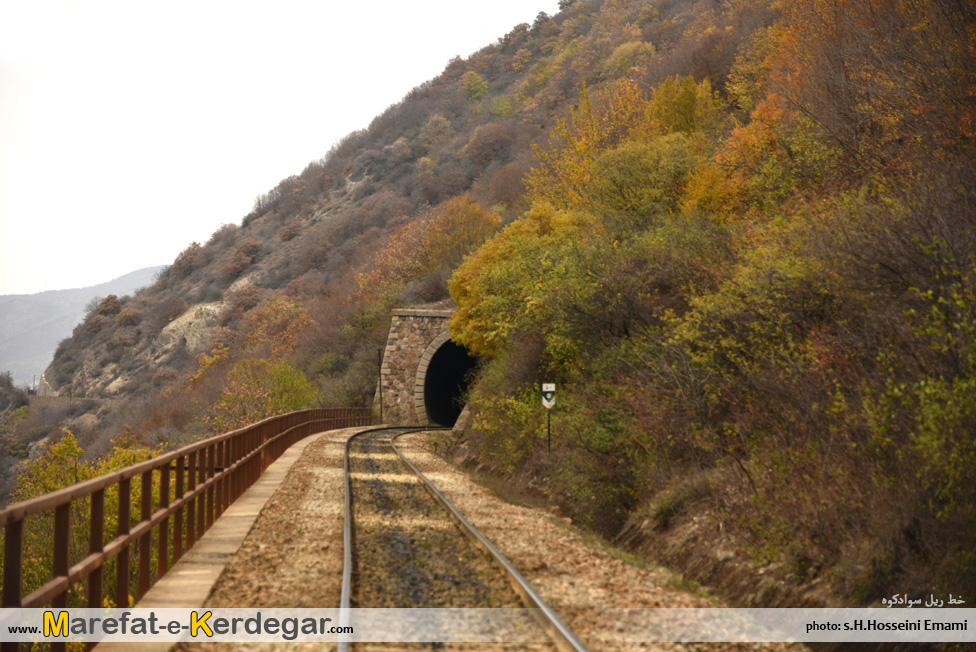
xmin=0 ymin=0 xmax=559 ymax=296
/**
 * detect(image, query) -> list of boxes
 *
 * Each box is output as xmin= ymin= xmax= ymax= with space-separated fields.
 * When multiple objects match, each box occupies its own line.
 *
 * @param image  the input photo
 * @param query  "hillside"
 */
xmin=0 ymin=266 xmax=164 ymax=387
xmin=10 ymin=0 xmax=975 ymax=613
xmin=41 ymin=0 xmax=762 ymax=439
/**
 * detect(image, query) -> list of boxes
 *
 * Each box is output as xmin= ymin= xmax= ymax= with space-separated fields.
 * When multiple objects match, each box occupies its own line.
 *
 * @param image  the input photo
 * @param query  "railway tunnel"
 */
xmin=375 ymin=308 xmax=477 ymax=427
xmin=422 ymin=339 xmax=478 ymax=426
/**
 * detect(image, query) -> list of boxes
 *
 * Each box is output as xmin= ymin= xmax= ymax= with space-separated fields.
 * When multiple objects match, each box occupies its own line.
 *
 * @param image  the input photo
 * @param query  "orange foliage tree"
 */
xmin=235 ymin=297 xmax=312 ymax=360
xmin=356 ymin=195 xmax=501 ymax=303
xmin=769 ymin=0 xmax=976 ymax=175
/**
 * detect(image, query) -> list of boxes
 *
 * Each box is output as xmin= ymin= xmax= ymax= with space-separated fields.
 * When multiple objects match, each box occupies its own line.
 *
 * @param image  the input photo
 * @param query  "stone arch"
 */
xmin=376 ymin=308 xmax=475 ymax=426
xmin=413 ymin=331 xmax=453 ymax=426
xmin=412 ymin=331 xmax=477 ymax=426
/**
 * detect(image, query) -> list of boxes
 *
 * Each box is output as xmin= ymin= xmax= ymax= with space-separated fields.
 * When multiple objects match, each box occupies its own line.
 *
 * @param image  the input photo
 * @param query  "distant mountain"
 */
xmin=0 ymin=266 xmax=165 ymax=386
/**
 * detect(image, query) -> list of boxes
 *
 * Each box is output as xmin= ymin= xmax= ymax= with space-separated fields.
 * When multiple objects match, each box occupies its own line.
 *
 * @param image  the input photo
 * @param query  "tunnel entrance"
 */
xmin=422 ymin=340 xmax=477 ymax=427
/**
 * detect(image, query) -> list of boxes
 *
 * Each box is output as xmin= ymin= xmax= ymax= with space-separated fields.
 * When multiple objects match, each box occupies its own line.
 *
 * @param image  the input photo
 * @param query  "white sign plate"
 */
xmin=542 ymin=383 xmax=555 ymax=409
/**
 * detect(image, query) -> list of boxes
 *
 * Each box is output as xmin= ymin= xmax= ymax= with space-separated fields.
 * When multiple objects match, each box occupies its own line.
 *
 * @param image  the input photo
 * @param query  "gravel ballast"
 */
xmin=175 ymin=427 xmax=804 ymax=652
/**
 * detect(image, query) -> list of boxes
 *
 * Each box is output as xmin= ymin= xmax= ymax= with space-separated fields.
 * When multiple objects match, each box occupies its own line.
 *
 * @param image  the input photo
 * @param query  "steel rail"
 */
xmin=338 ymin=425 xmax=590 ymax=652
xmin=339 ymin=425 xmax=425 ymax=651
xmin=391 ymin=431 xmax=591 ymax=652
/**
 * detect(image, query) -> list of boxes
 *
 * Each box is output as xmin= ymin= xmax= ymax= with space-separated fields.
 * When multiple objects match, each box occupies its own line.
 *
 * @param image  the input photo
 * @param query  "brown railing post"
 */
xmin=196 ymin=446 xmax=206 ymax=538
xmin=116 ymin=476 xmax=131 ymax=608
xmin=230 ymin=436 xmax=239 ymax=503
xmin=226 ymin=436 xmax=233 ymax=505
xmin=238 ymin=431 xmax=245 ymax=493
xmin=246 ymin=429 xmax=254 ymax=488
xmin=248 ymin=428 xmax=257 ymax=487
xmin=89 ymin=488 xmax=105 ymax=609
xmin=237 ymin=433 xmax=244 ymax=500
xmin=138 ymin=470 xmax=152 ymax=599
xmin=207 ymin=442 xmax=216 ymax=529
xmin=158 ymin=464 xmax=170 ymax=579
xmin=3 ymin=519 xmax=23 ymax=609
xmin=173 ymin=456 xmax=185 ymax=564
xmin=53 ymin=502 xmax=71 ymax=606
xmin=218 ymin=439 xmax=228 ymax=515
xmin=51 ymin=502 xmax=71 ymax=652
xmin=186 ymin=451 xmax=196 ymax=549
xmin=2 ymin=519 xmax=23 ymax=652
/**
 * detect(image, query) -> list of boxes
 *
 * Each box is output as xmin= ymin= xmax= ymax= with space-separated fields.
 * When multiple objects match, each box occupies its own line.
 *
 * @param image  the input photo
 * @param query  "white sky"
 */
xmin=0 ymin=0 xmax=559 ymax=295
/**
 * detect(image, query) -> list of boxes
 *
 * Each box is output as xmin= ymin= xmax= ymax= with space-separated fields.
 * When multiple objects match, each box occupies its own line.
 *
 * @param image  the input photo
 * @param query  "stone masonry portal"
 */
xmin=375 ymin=308 xmax=477 ymax=426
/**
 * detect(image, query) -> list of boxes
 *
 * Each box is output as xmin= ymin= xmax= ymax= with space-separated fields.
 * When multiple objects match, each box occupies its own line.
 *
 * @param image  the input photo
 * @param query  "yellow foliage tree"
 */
xmin=652 ymin=75 xmax=724 ymax=136
xmin=8 ymin=430 xmax=162 ymax=609
xmin=526 ymin=80 xmax=655 ymax=210
xmin=204 ymin=359 xmax=318 ymax=433
xmin=424 ymin=195 xmax=502 ymax=271
xmin=449 ymin=203 xmax=600 ymax=359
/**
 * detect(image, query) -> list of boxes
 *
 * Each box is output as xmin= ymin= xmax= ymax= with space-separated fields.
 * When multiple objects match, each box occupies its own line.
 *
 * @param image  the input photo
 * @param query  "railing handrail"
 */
xmin=0 ymin=408 xmax=368 ymax=525
xmin=0 ymin=407 xmax=372 ymax=627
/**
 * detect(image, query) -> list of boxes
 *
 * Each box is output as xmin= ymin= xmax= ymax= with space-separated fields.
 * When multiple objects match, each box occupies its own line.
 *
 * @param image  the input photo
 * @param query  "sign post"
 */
xmin=542 ymin=383 xmax=555 ymax=454
xmin=377 ymin=348 xmax=384 ymax=424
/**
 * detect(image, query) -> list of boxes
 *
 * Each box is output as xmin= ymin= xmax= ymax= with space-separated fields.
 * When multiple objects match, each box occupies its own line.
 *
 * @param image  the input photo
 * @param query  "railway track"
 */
xmin=338 ymin=426 xmax=590 ymax=651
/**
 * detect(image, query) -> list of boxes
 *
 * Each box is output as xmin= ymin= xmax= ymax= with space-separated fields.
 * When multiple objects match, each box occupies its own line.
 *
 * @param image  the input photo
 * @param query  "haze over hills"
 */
xmin=0 ymin=266 xmax=165 ymax=386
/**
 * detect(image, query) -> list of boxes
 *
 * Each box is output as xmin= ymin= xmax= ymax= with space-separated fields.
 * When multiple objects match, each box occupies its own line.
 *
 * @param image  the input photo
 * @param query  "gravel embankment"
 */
xmin=349 ymin=429 xmax=527 ymax=610
xmin=176 ymin=427 xmax=805 ymax=652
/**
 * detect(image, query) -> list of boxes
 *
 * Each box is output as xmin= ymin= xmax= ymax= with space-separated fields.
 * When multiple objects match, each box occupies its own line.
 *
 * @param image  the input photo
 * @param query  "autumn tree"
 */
xmin=604 ymin=40 xmax=656 ymax=79
xmin=481 ymin=161 xmax=527 ymax=211
xmin=220 ymin=241 xmax=263 ymax=282
xmin=768 ymin=0 xmax=976 ymax=177
xmin=205 ymin=359 xmax=317 ymax=432
xmin=512 ymin=48 xmax=532 ymax=73
xmin=356 ymin=195 xmax=501 ymax=304
xmin=235 ymin=297 xmax=312 ymax=360
xmin=96 ymin=295 xmax=123 ymax=317
xmin=172 ymin=242 xmax=205 ymax=277
xmin=423 ymin=195 xmax=502 ymax=271
xmin=115 ymin=308 xmax=142 ymax=328
xmin=9 ymin=431 xmax=162 ymax=607
xmin=590 ymin=132 xmax=698 ymax=226
xmin=463 ymin=124 xmax=514 ymax=168
xmin=526 ymin=80 xmax=655 ymax=210
xmin=420 ymin=114 xmax=453 ymax=148
xmin=652 ymin=75 xmax=724 ymax=136
xmin=460 ymin=71 xmax=489 ymax=101
xmin=449 ymin=203 xmax=601 ymax=360
xmin=356 ymin=219 xmax=430 ymax=304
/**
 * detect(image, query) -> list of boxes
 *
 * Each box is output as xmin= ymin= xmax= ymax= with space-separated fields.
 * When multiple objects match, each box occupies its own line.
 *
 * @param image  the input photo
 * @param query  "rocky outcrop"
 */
xmin=46 ymin=300 xmax=226 ymax=400
xmin=153 ymin=302 xmax=223 ymax=357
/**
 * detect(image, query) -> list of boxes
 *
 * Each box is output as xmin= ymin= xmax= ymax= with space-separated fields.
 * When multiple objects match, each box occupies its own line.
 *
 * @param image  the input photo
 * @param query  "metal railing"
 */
xmin=0 ymin=407 xmax=371 ymax=651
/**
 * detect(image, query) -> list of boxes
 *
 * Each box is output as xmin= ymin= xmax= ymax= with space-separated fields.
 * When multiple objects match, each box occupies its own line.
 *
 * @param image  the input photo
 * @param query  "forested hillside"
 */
xmin=5 ymin=0 xmax=974 ymax=608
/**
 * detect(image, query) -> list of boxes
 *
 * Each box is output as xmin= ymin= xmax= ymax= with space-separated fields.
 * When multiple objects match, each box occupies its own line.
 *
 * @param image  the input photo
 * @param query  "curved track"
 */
xmin=338 ymin=426 xmax=589 ymax=652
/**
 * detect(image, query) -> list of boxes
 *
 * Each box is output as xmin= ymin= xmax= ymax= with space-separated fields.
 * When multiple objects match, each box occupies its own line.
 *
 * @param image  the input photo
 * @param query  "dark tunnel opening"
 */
xmin=423 ymin=340 xmax=478 ymax=427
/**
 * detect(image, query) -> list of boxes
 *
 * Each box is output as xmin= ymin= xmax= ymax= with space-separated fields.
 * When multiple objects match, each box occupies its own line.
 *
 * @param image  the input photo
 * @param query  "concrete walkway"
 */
xmin=93 ymin=429 xmax=334 ymax=651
